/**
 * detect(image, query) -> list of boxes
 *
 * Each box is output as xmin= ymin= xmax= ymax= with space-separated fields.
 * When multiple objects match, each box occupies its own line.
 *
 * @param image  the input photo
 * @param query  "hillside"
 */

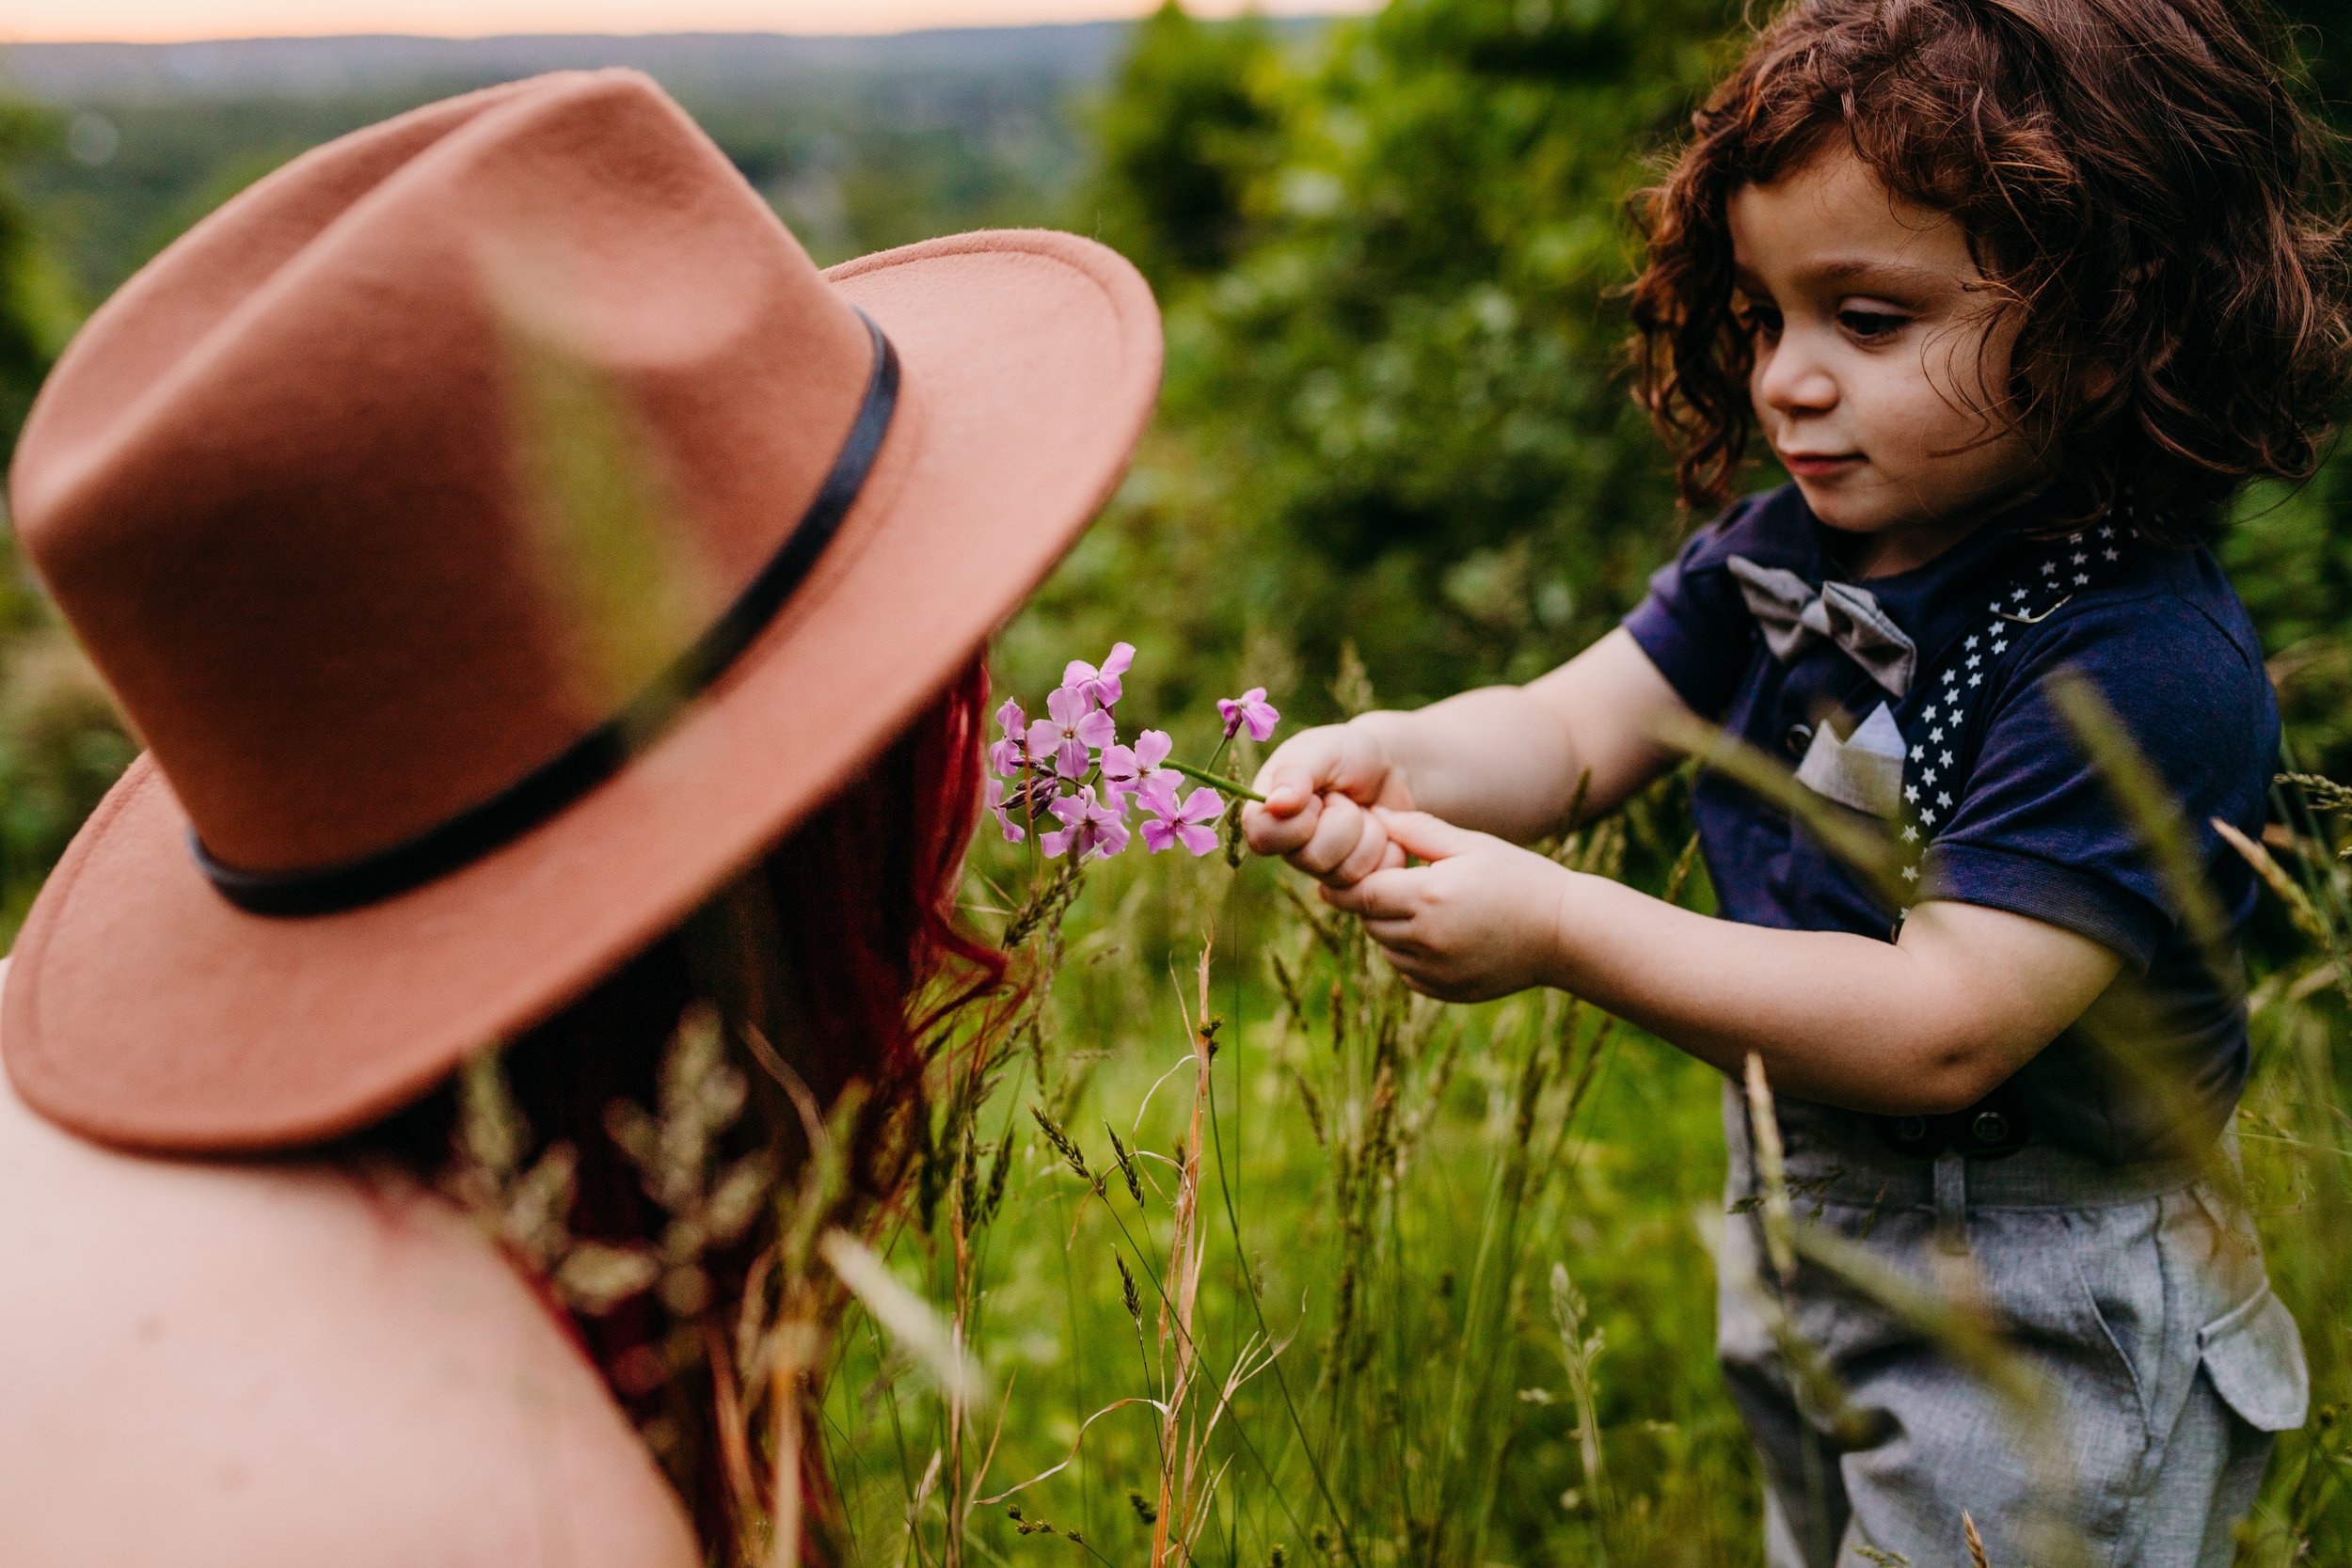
xmin=1 ymin=21 xmax=1311 ymax=297
xmin=0 ymin=26 xmax=1134 ymax=103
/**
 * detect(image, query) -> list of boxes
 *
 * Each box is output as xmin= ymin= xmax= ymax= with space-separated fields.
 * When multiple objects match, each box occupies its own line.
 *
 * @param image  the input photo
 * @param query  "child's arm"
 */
xmin=1241 ymin=628 xmax=1684 ymax=880
xmin=1322 ymin=809 xmax=2123 ymax=1117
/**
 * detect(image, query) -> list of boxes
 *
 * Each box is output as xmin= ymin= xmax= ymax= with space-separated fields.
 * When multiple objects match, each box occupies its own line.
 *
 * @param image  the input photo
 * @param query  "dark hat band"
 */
xmin=192 ymin=308 xmax=902 ymax=918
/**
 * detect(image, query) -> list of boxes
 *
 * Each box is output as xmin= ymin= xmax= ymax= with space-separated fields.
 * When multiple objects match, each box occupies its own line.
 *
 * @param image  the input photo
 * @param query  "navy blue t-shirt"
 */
xmin=1623 ymin=483 xmax=2279 ymax=1162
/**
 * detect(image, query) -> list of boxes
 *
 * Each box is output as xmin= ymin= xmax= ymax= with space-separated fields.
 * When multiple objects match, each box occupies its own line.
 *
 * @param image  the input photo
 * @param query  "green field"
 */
xmin=4 ymin=4 xmax=2352 ymax=1563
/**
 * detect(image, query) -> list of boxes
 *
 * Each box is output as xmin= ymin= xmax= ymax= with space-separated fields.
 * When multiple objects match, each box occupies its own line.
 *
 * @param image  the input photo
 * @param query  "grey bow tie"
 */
xmin=1726 ymin=554 xmax=1917 ymax=698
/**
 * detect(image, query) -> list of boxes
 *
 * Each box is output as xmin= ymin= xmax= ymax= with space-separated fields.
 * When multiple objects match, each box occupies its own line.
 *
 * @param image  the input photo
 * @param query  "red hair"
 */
xmin=354 ymin=657 xmax=1002 ymax=1553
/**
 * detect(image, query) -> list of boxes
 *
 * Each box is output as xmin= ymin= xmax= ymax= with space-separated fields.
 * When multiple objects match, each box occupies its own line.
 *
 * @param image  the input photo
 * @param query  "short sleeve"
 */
xmin=1621 ymin=492 xmax=1782 ymax=721
xmin=1919 ymin=598 xmax=2276 ymax=971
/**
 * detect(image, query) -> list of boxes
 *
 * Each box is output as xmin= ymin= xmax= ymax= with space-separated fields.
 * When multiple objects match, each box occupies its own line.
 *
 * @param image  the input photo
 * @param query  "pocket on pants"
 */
xmin=2198 ymin=1286 xmax=2308 ymax=1433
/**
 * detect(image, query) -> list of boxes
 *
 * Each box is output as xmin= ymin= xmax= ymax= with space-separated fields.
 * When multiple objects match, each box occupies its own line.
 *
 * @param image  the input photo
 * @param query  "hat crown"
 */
xmin=8 ymin=71 xmax=879 ymax=876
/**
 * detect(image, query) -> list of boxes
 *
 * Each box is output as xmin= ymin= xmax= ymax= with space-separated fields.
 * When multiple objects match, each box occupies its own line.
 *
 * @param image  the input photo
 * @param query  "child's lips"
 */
xmin=1781 ymin=451 xmax=1862 ymax=480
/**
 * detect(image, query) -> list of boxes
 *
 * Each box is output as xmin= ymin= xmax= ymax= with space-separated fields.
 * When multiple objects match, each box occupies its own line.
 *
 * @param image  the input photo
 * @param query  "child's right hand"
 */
xmin=1240 ymin=721 xmax=1415 ymax=888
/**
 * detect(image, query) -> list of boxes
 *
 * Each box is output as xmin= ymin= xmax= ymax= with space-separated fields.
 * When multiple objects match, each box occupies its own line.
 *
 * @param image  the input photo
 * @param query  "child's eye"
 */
xmin=1838 ymin=307 xmax=1909 ymax=341
xmin=1735 ymin=300 xmax=1784 ymax=341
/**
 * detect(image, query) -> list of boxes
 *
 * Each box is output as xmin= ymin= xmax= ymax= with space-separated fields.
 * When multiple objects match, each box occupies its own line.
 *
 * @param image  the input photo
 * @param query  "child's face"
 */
xmin=1729 ymin=147 xmax=2043 ymax=561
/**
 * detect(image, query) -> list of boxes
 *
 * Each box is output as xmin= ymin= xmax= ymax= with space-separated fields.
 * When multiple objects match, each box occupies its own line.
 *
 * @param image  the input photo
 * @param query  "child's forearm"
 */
xmin=1354 ymin=687 xmax=1585 ymax=844
xmin=1541 ymin=875 xmax=2116 ymax=1116
xmin=1345 ymin=628 xmax=1686 ymax=847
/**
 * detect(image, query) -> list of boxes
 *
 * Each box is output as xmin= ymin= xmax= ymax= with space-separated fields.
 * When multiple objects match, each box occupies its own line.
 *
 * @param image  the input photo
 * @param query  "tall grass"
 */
xmin=783 ymin=649 xmax=2352 ymax=1568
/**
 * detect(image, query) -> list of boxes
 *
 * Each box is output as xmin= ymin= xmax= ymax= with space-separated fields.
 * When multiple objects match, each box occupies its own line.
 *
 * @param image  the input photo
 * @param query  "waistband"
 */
xmin=1722 ymin=1084 xmax=2226 ymax=1210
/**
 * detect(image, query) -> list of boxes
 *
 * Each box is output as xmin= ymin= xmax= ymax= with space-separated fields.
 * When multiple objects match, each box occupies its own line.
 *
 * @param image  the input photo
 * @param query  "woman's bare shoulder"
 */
xmin=0 ymin=976 xmax=699 ymax=1568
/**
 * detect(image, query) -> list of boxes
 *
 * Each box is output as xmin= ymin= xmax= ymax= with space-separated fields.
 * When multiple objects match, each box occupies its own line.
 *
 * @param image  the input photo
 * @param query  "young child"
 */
xmin=1243 ymin=0 xmax=2349 ymax=1561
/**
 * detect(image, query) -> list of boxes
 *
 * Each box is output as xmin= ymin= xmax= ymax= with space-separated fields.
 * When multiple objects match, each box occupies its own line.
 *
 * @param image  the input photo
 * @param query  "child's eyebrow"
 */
xmin=1798 ymin=257 xmax=1961 ymax=293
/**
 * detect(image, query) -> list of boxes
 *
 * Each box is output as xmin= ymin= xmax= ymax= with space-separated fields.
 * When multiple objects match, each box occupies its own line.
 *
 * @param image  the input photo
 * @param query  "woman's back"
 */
xmin=0 ymin=963 xmax=699 ymax=1568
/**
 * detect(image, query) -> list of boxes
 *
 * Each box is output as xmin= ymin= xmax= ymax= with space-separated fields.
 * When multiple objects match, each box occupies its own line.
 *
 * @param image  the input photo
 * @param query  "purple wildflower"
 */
xmin=1062 ymin=642 xmax=1136 ymax=709
xmin=989 ymin=698 xmax=1028 ymax=778
xmin=1216 ymin=687 xmax=1280 ymax=743
xmin=1142 ymin=785 xmax=1225 ymax=857
xmin=1027 ymin=684 xmax=1116 ymax=780
xmin=984 ymin=777 xmax=1026 ymax=845
xmin=1041 ymin=784 xmax=1131 ymax=863
xmin=1135 ymin=768 xmax=1184 ymax=818
xmin=1099 ymin=728 xmax=1172 ymax=807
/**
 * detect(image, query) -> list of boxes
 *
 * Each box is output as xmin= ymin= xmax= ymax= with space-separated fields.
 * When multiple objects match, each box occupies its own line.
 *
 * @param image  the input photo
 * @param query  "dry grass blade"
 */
xmin=1742 ymin=1053 xmax=1797 ymax=1286
xmin=2214 ymin=816 xmax=2328 ymax=943
xmin=2044 ymin=670 xmax=2233 ymax=981
xmin=971 ymin=1396 xmax=1172 ymax=1506
xmin=819 ymin=1229 xmax=983 ymax=1404
xmin=1785 ymin=1223 xmax=2031 ymax=1411
xmin=1652 ymin=708 xmax=1909 ymax=906
xmin=1963 ymin=1511 xmax=1994 ymax=1568
xmin=1150 ymin=940 xmax=1218 ymax=1568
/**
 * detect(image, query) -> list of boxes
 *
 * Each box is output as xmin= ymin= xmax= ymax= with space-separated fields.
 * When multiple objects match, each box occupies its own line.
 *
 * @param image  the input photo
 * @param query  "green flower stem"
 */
xmin=1167 ymin=759 xmax=1265 ymax=803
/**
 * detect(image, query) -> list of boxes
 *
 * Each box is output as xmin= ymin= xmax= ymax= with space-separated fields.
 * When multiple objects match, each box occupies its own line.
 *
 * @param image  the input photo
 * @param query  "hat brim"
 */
xmin=1 ymin=229 xmax=1161 ymax=1154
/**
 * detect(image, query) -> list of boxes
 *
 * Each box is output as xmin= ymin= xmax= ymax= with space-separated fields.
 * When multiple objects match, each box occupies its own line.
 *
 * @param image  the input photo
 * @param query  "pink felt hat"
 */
xmin=0 ymin=70 xmax=1161 ymax=1153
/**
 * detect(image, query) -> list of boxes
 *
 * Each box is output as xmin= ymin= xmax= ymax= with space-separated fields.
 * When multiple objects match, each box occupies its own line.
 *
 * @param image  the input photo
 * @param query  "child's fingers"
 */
xmin=1242 ymin=791 xmax=1321 ymax=855
xmin=1372 ymin=807 xmax=1486 ymax=863
xmin=1328 ymin=808 xmax=1394 ymax=886
xmin=1319 ymin=866 xmax=1420 ymax=921
xmin=1289 ymin=793 xmax=1372 ymax=880
xmin=1249 ymin=729 xmax=1349 ymax=816
xmin=1360 ymin=916 xmax=1425 ymax=957
xmin=1368 ymin=936 xmax=1444 ymax=994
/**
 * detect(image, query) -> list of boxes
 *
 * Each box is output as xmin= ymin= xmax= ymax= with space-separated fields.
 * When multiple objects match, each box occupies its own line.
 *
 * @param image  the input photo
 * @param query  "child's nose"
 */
xmin=1755 ymin=333 xmax=1839 ymax=417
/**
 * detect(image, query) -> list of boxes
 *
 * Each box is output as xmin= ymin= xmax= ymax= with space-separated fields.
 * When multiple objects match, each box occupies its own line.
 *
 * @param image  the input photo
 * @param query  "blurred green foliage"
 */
xmin=0 ymin=92 xmax=134 ymax=930
xmin=1083 ymin=2 xmax=1280 ymax=288
xmin=1011 ymin=0 xmax=1758 ymax=812
xmin=0 ymin=99 xmax=75 ymax=460
xmin=1 ymin=5 xmax=2350 ymax=1558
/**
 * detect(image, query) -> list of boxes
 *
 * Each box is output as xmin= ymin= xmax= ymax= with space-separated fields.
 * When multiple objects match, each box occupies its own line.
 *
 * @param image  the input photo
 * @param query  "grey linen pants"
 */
xmin=1717 ymin=1087 xmax=2307 ymax=1568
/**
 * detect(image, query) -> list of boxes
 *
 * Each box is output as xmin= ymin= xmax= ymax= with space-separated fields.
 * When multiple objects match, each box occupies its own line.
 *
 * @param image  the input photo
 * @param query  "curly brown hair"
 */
xmin=1629 ymin=0 xmax=2352 ymax=543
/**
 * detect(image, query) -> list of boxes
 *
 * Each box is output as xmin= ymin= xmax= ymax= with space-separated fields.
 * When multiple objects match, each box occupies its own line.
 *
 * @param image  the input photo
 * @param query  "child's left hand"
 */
xmin=1317 ymin=807 xmax=1573 ymax=1003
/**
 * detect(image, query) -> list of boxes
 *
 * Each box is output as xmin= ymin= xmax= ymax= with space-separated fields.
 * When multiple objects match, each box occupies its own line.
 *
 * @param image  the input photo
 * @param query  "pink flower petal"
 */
xmin=1178 ymin=786 xmax=1226 ymax=825
xmin=1175 ymin=821 xmax=1220 ymax=856
xmin=1074 ymin=709 xmax=1117 ymax=751
xmin=1054 ymin=737 xmax=1089 ymax=780
xmin=995 ymin=698 xmax=1025 ymax=736
xmin=1133 ymin=729 xmax=1172 ymax=770
xmin=985 ymin=779 xmax=1025 ymax=843
xmin=1061 ymin=643 xmax=1137 ymax=709
xmin=1138 ymin=769 xmax=1183 ymax=816
xmin=1040 ymin=827 xmax=1074 ymax=859
xmin=1140 ymin=817 xmax=1178 ymax=853
xmin=1217 ymin=688 xmax=1279 ymax=743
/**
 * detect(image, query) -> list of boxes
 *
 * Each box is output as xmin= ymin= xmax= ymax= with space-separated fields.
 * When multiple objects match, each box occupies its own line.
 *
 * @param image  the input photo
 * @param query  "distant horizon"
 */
xmin=6 ymin=2 xmax=1371 ymax=47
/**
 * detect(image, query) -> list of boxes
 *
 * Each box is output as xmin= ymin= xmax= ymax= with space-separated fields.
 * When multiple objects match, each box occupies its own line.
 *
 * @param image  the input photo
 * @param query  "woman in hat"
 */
xmin=0 ymin=70 xmax=1160 ymax=1565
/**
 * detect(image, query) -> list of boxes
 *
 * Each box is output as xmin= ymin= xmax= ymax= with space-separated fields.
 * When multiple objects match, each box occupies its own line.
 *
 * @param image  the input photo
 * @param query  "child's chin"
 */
xmin=1790 ymin=481 xmax=1891 ymax=536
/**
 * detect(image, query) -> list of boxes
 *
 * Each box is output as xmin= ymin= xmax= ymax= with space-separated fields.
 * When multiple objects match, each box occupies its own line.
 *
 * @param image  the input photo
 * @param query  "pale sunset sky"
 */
xmin=7 ymin=1 xmax=1367 ymax=44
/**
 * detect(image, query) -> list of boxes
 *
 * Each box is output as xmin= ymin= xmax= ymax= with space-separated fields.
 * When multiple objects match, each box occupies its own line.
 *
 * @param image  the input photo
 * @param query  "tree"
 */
xmin=1102 ymin=0 xmax=1743 ymax=708
xmin=0 ymin=98 xmax=72 ymax=462
xmin=1084 ymin=2 xmax=1280 ymax=290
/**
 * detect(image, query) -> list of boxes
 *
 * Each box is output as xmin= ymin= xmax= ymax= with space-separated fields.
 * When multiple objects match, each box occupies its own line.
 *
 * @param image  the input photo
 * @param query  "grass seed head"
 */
xmin=1030 ymin=1103 xmax=1089 ymax=1180
xmin=1105 ymin=1121 xmax=1145 ymax=1204
xmin=1117 ymin=1252 xmax=1142 ymax=1323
